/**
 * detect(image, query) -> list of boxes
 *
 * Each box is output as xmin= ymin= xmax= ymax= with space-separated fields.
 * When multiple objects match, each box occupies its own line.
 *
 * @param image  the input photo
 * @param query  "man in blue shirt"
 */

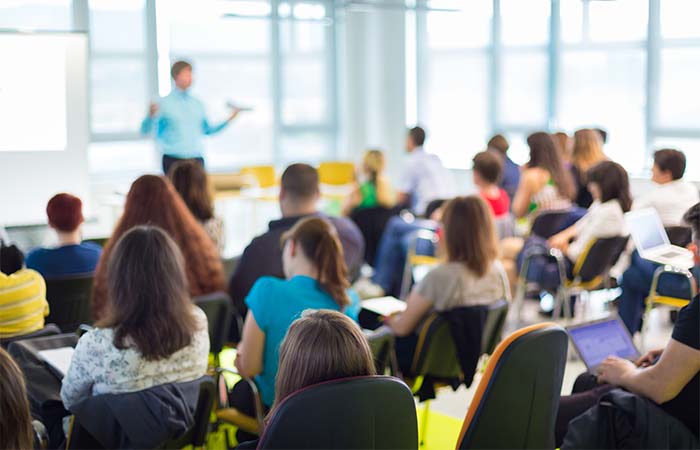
xmin=141 ymin=60 xmax=241 ymax=174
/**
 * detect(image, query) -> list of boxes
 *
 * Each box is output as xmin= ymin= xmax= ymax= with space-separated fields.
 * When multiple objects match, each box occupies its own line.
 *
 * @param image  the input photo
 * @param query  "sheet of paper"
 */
xmin=361 ymin=296 xmax=407 ymax=316
xmin=37 ymin=347 xmax=74 ymax=377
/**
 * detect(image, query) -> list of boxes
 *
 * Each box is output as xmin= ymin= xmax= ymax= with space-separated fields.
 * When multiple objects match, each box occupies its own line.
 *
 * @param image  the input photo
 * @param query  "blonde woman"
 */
xmin=571 ymin=129 xmax=607 ymax=208
xmin=342 ymin=149 xmax=394 ymax=215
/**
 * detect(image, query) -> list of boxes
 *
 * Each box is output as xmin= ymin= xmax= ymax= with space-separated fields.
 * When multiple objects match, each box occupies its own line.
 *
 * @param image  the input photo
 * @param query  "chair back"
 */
xmin=456 ymin=323 xmax=568 ymax=450
xmin=241 ymin=165 xmax=276 ymax=188
xmin=350 ymin=206 xmax=399 ymax=265
xmin=194 ymin=292 xmax=235 ymax=355
xmin=665 ymin=226 xmax=692 ymax=247
xmin=480 ymin=299 xmax=509 ymax=355
xmin=161 ymin=377 xmax=216 ymax=449
xmin=44 ymin=274 xmax=94 ymax=333
xmin=0 ymin=324 xmax=61 ymax=349
xmin=318 ymin=161 xmax=355 ymax=186
xmin=409 ymin=313 xmax=461 ymax=379
xmin=573 ymin=236 xmax=629 ymax=283
xmin=258 ymin=376 xmax=418 ymax=449
xmin=531 ymin=210 xmax=574 ymax=239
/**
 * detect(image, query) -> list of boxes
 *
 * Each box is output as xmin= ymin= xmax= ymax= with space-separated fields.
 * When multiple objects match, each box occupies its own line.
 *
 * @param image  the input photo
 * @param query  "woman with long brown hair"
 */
xmin=571 ymin=128 xmax=607 ymax=208
xmin=61 ymin=226 xmax=209 ymax=409
xmin=0 ymin=347 xmax=33 ymax=450
xmin=385 ymin=196 xmax=507 ymax=374
xmin=92 ymin=175 xmax=225 ymax=320
xmin=168 ymin=160 xmax=225 ymax=252
xmin=233 ymin=217 xmax=360 ymax=411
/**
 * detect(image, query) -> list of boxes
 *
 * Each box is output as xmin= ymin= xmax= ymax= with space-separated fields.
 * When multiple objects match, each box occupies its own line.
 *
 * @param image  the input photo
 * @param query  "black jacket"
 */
xmin=562 ymin=388 xmax=699 ymax=449
xmin=69 ymin=378 xmax=204 ymax=449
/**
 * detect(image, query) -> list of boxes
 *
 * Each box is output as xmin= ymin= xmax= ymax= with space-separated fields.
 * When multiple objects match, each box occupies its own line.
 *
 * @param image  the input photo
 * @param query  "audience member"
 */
xmin=571 ymin=129 xmax=607 ymax=208
xmin=487 ymin=134 xmax=520 ymax=201
xmin=518 ymin=161 xmax=631 ymax=300
xmin=385 ymin=196 xmax=506 ymax=373
xmin=556 ymin=202 xmax=700 ymax=444
xmin=228 ymin=164 xmax=363 ymax=319
xmin=472 ymin=151 xmax=510 ymax=218
xmin=92 ymin=175 xmax=225 ymax=320
xmin=552 ymin=131 xmax=572 ymax=167
xmin=233 ymin=217 xmax=359 ymax=415
xmin=26 ymin=193 xmax=102 ymax=278
xmin=168 ymin=160 xmax=225 ymax=253
xmin=617 ymin=148 xmax=699 ymax=333
xmin=61 ymin=226 xmax=209 ymax=410
xmin=342 ymin=149 xmax=394 ymax=215
xmin=0 ymin=242 xmax=48 ymax=338
xmin=396 ymin=126 xmax=454 ymax=215
xmin=0 ymin=347 xmax=34 ymax=450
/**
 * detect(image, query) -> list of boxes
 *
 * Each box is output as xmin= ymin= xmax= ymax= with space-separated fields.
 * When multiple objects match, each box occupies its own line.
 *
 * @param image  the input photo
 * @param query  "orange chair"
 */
xmin=455 ymin=322 xmax=568 ymax=449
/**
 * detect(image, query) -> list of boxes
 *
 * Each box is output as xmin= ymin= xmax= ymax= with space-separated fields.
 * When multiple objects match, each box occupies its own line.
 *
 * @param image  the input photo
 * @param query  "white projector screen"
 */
xmin=0 ymin=32 xmax=90 ymax=226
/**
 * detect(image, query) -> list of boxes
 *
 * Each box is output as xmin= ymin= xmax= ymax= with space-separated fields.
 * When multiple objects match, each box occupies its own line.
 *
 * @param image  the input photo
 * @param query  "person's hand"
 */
xmin=597 ymin=356 xmax=636 ymax=385
xmin=635 ymin=348 xmax=663 ymax=367
xmin=148 ymin=102 xmax=159 ymax=117
xmin=548 ymin=233 xmax=569 ymax=252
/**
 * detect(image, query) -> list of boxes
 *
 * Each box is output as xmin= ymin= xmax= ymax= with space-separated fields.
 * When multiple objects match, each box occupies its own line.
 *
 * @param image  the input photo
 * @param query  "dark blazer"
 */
xmin=227 ymin=213 xmax=364 ymax=323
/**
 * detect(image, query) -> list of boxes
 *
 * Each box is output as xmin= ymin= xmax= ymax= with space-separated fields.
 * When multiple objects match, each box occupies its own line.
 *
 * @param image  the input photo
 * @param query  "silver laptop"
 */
xmin=625 ymin=208 xmax=694 ymax=269
xmin=567 ymin=316 xmax=640 ymax=373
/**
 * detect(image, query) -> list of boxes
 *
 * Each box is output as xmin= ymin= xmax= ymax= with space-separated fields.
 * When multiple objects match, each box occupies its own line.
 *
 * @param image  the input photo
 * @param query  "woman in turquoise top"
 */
xmin=234 ymin=217 xmax=360 ymax=408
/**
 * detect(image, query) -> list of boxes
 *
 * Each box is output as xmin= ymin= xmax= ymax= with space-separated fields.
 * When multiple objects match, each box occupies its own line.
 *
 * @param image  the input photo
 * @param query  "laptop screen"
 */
xmin=627 ymin=209 xmax=667 ymax=252
xmin=568 ymin=319 xmax=639 ymax=371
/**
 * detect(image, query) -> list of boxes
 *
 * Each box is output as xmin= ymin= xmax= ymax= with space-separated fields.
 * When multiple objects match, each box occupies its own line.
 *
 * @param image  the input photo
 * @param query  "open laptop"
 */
xmin=625 ymin=208 xmax=694 ymax=269
xmin=567 ymin=316 xmax=640 ymax=374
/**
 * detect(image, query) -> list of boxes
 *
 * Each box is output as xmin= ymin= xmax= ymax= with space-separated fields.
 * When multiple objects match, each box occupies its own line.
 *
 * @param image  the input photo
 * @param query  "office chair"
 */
xmin=455 ymin=323 xmax=568 ymax=449
xmin=44 ymin=273 xmax=94 ymax=333
xmin=193 ymin=291 xmax=237 ymax=365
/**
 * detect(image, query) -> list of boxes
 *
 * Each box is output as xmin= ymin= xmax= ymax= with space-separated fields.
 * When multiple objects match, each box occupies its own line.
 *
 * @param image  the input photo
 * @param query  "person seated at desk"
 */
xmin=384 ymin=196 xmax=506 ymax=374
xmin=228 ymin=163 xmax=364 ymax=319
xmin=168 ymin=160 xmax=226 ymax=253
xmin=92 ymin=175 xmax=225 ymax=321
xmin=0 ymin=242 xmax=48 ymax=339
xmin=61 ymin=226 xmax=209 ymax=410
xmin=26 ymin=193 xmax=102 ymax=278
xmin=342 ymin=149 xmax=394 ymax=216
xmin=555 ymin=203 xmax=700 ymax=445
xmin=231 ymin=218 xmax=360 ymax=442
xmin=0 ymin=347 xmax=34 ymax=450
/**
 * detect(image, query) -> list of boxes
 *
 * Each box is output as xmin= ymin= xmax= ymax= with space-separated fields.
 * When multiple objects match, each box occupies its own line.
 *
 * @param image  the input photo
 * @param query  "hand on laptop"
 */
xmin=597 ymin=356 xmax=636 ymax=385
xmin=636 ymin=348 xmax=663 ymax=368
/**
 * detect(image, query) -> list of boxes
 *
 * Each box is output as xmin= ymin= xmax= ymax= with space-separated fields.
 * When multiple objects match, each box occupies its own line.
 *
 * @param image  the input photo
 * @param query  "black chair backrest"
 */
xmin=458 ymin=324 xmax=568 ymax=449
xmin=575 ymin=236 xmax=629 ymax=282
xmin=349 ymin=206 xmax=400 ymax=265
xmin=194 ymin=292 xmax=235 ymax=354
xmin=44 ymin=274 xmax=94 ymax=333
xmin=665 ymin=226 xmax=692 ymax=248
xmin=0 ymin=324 xmax=61 ymax=349
xmin=161 ymin=377 xmax=216 ymax=449
xmin=258 ymin=376 xmax=418 ymax=449
xmin=531 ymin=210 xmax=574 ymax=239
xmin=481 ymin=299 xmax=509 ymax=356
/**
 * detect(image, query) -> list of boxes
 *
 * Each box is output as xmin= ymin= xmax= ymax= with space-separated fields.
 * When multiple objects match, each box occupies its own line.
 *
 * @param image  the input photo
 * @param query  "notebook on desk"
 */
xmin=37 ymin=347 xmax=74 ymax=379
xmin=361 ymin=296 xmax=407 ymax=317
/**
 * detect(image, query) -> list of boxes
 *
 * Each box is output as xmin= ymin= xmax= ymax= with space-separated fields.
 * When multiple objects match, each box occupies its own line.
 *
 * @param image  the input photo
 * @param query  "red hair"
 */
xmin=92 ymin=175 xmax=225 ymax=320
xmin=47 ymin=193 xmax=84 ymax=232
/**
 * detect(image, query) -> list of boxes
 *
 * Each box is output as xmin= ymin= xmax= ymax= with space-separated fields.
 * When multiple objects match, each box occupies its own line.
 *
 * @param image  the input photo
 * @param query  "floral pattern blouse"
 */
xmin=60 ymin=307 xmax=209 ymax=410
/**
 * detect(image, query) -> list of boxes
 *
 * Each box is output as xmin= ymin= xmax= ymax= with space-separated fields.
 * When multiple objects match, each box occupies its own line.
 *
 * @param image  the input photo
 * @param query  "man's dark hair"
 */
xmin=171 ymin=60 xmax=192 ymax=79
xmin=281 ymin=163 xmax=320 ymax=202
xmin=0 ymin=242 xmax=24 ymax=275
xmin=487 ymin=134 xmax=509 ymax=154
xmin=654 ymin=148 xmax=686 ymax=180
xmin=472 ymin=151 xmax=503 ymax=184
xmin=408 ymin=126 xmax=426 ymax=147
xmin=683 ymin=202 xmax=700 ymax=244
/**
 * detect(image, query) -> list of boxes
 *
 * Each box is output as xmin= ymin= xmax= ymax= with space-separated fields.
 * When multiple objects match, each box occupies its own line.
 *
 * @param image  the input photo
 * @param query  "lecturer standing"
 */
xmin=141 ymin=60 xmax=241 ymax=174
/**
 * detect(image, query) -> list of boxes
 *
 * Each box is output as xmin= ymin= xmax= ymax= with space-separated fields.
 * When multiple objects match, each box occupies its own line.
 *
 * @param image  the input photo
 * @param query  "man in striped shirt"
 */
xmin=0 ymin=242 xmax=48 ymax=338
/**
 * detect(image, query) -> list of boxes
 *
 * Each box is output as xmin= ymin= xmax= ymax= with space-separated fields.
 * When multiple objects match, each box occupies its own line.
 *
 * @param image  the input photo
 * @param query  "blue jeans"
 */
xmin=372 ymin=216 xmax=437 ymax=297
xmin=617 ymin=251 xmax=694 ymax=334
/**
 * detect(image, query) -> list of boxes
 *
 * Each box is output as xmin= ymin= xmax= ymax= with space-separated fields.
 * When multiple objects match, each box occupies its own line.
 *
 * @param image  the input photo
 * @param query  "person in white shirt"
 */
xmin=518 ymin=161 xmax=631 ymax=314
xmin=633 ymin=149 xmax=699 ymax=226
xmin=618 ymin=148 xmax=699 ymax=333
xmin=396 ymin=126 xmax=454 ymax=216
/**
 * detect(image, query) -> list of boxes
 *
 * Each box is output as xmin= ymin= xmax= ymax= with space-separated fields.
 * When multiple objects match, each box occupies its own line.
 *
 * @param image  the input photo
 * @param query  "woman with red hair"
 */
xmin=92 ymin=175 xmax=225 ymax=320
